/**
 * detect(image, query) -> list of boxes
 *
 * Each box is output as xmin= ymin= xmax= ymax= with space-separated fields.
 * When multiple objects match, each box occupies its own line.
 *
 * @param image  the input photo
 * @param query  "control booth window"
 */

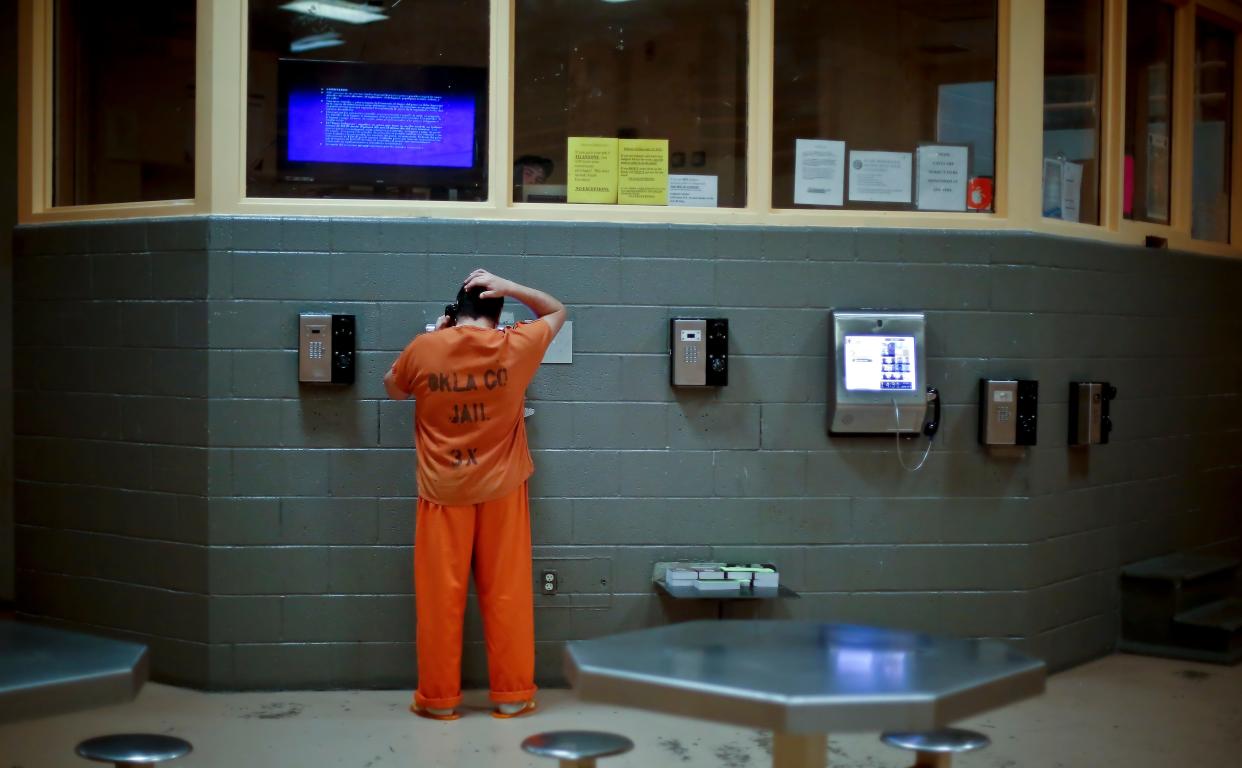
xmin=53 ymin=0 xmax=196 ymax=206
xmin=1192 ymin=17 xmax=1235 ymax=243
xmin=1124 ymin=0 xmax=1175 ymax=225
xmin=247 ymin=0 xmax=490 ymax=202
xmin=772 ymin=0 xmax=998 ymax=213
xmin=512 ymin=0 xmax=748 ymax=207
xmin=1042 ymin=0 xmax=1104 ymax=225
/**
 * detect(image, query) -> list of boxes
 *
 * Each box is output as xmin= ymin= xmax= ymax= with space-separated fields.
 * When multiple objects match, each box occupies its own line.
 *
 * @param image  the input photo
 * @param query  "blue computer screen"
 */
xmin=286 ymin=86 xmax=475 ymax=168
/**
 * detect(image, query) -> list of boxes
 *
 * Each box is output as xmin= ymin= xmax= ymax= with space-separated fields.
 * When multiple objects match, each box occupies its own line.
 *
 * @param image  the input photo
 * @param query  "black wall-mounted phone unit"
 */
xmin=298 ymin=313 xmax=355 ymax=384
xmin=670 ymin=318 xmax=728 ymax=387
xmin=1069 ymin=381 xmax=1115 ymax=446
xmin=979 ymin=379 xmax=1038 ymax=446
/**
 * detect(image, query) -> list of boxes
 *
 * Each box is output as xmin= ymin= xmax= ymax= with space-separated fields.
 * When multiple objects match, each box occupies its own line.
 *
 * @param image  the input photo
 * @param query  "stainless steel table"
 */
xmin=0 ymin=621 xmax=149 ymax=724
xmin=566 ymin=620 xmax=1045 ymax=768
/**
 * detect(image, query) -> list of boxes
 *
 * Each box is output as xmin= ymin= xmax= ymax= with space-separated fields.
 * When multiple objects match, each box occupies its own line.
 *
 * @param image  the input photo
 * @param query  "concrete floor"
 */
xmin=1 ymin=653 xmax=1239 ymax=768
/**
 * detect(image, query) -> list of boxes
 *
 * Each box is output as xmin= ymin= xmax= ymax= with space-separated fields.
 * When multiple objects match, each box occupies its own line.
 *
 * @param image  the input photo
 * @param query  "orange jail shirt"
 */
xmin=391 ymin=320 xmax=555 ymax=506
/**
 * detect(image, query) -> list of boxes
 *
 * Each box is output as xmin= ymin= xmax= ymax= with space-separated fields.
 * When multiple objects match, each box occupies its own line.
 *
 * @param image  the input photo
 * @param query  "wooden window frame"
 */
xmin=15 ymin=0 xmax=1242 ymax=258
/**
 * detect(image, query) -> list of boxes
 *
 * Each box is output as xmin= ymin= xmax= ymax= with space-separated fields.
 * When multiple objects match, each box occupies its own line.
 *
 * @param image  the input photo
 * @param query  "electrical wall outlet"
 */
xmin=541 ymin=570 xmax=558 ymax=595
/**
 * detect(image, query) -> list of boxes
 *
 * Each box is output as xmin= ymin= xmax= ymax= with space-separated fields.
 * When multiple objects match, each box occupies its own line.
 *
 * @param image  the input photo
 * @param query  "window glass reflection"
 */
xmin=513 ymin=0 xmax=748 ymax=207
xmin=773 ymin=1 xmax=998 ymax=212
xmin=247 ymin=0 xmax=490 ymax=201
xmin=1042 ymin=0 xmax=1103 ymax=224
xmin=1124 ymin=0 xmax=1175 ymax=224
xmin=1192 ymin=18 xmax=1234 ymax=242
xmin=53 ymin=0 xmax=196 ymax=206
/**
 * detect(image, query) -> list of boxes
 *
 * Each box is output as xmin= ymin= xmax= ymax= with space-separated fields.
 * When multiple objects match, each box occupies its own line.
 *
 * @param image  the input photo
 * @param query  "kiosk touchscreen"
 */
xmin=828 ymin=311 xmax=927 ymax=434
xmin=843 ymin=335 xmax=918 ymax=392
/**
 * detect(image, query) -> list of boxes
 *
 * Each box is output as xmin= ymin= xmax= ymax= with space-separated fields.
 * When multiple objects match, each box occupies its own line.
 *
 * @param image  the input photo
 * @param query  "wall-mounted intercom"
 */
xmin=828 ymin=311 xmax=932 ymax=434
xmin=1069 ymin=381 xmax=1115 ymax=446
xmin=670 ymin=318 xmax=728 ymax=387
xmin=298 ymin=313 xmax=355 ymax=384
xmin=979 ymin=379 xmax=1038 ymax=446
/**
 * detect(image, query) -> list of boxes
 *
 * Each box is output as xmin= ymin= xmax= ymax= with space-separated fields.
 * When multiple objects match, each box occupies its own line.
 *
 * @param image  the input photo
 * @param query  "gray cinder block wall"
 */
xmin=12 ymin=217 xmax=1242 ymax=688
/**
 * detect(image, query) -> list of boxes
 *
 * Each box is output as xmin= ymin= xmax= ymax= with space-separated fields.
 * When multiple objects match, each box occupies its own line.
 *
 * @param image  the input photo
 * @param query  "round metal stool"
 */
xmin=76 ymin=734 xmax=193 ymax=767
xmin=521 ymin=730 xmax=634 ymax=768
xmin=880 ymin=728 xmax=990 ymax=767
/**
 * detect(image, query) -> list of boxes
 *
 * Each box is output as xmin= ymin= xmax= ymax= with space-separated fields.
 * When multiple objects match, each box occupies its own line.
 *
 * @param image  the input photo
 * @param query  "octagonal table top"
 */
xmin=566 ymin=620 xmax=1045 ymax=734
xmin=0 ymin=621 xmax=148 ymax=724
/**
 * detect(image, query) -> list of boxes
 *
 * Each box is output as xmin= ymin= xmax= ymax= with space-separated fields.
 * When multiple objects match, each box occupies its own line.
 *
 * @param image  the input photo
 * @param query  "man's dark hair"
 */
xmin=514 ymin=154 xmax=554 ymax=181
xmin=454 ymin=285 xmax=504 ymax=323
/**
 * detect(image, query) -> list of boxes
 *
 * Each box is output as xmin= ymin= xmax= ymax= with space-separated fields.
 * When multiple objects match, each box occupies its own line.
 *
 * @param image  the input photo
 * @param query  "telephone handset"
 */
xmin=923 ymin=387 xmax=941 ymax=438
xmin=443 ymin=302 xmax=459 ymax=326
xmin=894 ymin=385 xmax=938 ymax=472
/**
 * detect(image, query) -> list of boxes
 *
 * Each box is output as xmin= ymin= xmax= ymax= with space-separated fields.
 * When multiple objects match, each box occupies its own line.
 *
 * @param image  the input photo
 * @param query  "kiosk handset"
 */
xmin=923 ymin=387 xmax=941 ymax=438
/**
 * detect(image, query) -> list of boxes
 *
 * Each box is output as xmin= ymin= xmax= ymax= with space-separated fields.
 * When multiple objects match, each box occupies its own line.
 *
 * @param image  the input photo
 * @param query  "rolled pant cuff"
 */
xmin=414 ymin=691 xmax=463 ymax=710
xmin=490 ymin=686 xmax=538 ymax=704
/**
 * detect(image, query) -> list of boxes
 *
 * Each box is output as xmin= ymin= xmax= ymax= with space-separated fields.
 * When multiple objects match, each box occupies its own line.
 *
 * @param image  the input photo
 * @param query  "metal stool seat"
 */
xmin=880 ymin=728 xmax=990 ymax=767
xmin=76 ymin=734 xmax=193 ymax=767
xmin=521 ymin=730 xmax=634 ymax=768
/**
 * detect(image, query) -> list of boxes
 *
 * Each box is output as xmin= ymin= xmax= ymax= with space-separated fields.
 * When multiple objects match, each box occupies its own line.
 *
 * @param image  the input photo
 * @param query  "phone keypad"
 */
xmin=684 ymin=345 xmax=699 ymax=364
xmin=309 ymin=340 xmax=324 ymax=360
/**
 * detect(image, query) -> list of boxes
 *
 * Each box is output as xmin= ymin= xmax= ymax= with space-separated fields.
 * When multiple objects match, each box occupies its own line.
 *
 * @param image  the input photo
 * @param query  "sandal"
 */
xmin=491 ymin=699 xmax=538 ymax=719
xmin=410 ymin=703 xmax=462 ymax=721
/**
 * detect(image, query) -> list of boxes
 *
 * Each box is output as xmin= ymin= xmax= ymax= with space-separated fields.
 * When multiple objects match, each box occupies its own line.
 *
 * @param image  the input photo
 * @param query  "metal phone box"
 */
xmin=828 ymin=311 xmax=926 ymax=434
xmin=980 ymin=379 xmax=1038 ymax=446
xmin=298 ymin=313 xmax=356 ymax=384
xmin=670 ymin=318 xmax=728 ymax=387
xmin=1069 ymin=381 xmax=1115 ymax=445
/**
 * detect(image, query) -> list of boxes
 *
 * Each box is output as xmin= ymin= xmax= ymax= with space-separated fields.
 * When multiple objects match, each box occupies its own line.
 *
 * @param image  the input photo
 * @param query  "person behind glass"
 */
xmin=513 ymin=154 xmax=554 ymax=197
xmin=384 ymin=269 xmax=566 ymax=721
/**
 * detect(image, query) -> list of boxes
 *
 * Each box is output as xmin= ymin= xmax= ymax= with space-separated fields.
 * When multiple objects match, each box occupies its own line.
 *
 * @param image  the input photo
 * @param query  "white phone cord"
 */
xmin=893 ymin=397 xmax=934 ymax=472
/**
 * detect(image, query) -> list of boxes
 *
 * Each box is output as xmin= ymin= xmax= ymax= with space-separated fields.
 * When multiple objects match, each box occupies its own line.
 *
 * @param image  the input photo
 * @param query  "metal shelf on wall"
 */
xmin=653 ymin=579 xmax=801 ymax=620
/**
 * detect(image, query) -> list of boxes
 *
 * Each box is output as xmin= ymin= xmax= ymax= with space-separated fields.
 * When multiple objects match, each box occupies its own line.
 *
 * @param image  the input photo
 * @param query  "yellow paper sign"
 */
xmin=567 ymin=137 xmax=619 ymax=204
xmin=618 ymin=139 xmax=669 ymax=206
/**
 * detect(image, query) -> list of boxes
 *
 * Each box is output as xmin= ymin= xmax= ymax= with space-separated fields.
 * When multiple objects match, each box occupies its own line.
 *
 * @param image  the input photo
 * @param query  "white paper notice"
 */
xmin=794 ymin=139 xmax=845 ymax=206
xmin=668 ymin=175 xmax=718 ymax=207
xmin=915 ymin=145 xmax=968 ymax=211
xmin=848 ymin=151 xmax=913 ymax=203
xmin=1060 ymin=161 xmax=1083 ymax=223
xmin=1042 ymin=158 xmax=1063 ymax=217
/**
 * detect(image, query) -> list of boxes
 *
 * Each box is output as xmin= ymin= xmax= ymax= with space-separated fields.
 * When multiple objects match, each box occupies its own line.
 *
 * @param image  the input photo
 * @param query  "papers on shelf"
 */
xmin=662 ymin=562 xmax=780 ymax=589
xmin=692 ymin=580 xmax=742 ymax=593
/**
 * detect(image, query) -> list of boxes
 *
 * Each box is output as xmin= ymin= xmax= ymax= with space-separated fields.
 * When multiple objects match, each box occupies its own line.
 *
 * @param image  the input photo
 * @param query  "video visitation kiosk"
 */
xmin=827 ymin=311 xmax=936 ymax=435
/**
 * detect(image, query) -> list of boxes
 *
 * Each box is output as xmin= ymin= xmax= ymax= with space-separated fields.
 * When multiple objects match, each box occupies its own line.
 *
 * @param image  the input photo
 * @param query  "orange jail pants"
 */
xmin=413 ymin=480 xmax=537 ymax=710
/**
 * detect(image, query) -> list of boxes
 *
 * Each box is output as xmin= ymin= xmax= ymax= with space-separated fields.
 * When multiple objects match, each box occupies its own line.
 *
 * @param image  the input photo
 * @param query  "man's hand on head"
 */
xmin=463 ymin=269 xmax=512 ymax=300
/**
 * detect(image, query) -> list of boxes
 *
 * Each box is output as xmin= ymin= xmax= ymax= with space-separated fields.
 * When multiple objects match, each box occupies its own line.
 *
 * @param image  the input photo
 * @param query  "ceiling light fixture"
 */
xmin=280 ymin=1 xmax=387 ymax=25
xmin=291 ymin=32 xmax=346 ymax=52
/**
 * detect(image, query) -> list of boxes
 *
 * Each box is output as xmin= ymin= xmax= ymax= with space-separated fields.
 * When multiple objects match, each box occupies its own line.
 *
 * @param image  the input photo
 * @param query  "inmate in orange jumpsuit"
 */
xmin=390 ymin=319 xmax=554 ymax=711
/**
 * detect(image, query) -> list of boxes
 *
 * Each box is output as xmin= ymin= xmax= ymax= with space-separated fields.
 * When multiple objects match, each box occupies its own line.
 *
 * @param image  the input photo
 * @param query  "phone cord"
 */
xmin=893 ymin=397 xmax=934 ymax=472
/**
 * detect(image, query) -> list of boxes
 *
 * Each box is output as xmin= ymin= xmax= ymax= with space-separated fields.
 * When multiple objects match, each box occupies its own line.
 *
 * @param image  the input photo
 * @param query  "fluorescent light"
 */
xmin=280 ymin=1 xmax=387 ymax=25
xmin=291 ymin=32 xmax=345 ymax=53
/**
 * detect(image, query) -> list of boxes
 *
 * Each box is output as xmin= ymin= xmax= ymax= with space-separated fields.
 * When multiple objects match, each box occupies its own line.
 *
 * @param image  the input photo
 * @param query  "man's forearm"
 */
xmin=504 ymin=281 xmax=564 ymax=319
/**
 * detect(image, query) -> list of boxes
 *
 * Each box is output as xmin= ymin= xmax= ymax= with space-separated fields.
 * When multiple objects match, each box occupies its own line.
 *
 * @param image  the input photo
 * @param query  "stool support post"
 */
xmin=913 ymin=753 xmax=953 ymax=768
xmin=772 ymin=732 xmax=828 ymax=768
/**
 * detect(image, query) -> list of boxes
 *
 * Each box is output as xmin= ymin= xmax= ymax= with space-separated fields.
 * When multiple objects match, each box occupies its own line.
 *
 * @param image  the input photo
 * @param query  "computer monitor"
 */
xmin=278 ymin=59 xmax=487 ymax=191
